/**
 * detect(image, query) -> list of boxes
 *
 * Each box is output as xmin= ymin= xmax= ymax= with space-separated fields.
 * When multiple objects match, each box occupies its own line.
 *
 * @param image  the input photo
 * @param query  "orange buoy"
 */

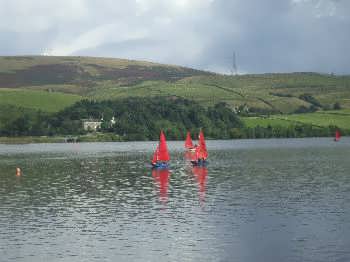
xmin=16 ymin=167 xmax=21 ymax=176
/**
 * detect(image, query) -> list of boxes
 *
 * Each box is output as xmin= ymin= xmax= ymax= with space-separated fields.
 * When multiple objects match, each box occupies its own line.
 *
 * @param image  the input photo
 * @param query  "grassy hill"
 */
xmin=0 ymin=56 xmax=208 ymax=89
xmin=0 ymin=55 xmax=350 ymax=135
xmin=1 ymin=56 xmax=349 ymax=113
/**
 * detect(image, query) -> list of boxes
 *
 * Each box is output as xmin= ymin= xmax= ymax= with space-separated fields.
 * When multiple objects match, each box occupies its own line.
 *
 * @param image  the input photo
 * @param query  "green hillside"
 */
xmin=0 ymin=56 xmax=350 ymax=139
xmin=1 ymin=56 xmax=349 ymax=114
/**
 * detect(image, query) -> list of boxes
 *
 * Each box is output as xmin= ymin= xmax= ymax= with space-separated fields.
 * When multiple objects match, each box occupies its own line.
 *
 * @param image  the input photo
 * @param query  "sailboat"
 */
xmin=191 ymin=130 xmax=208 ymax=166
xmin=151 ymin=131 xmax=170 ymax=168
xmin=184 ymin=131 xmax=196 ymax=160
xmin=184 ymin=131 xmax=195 ymax=151
xmin=334 ymin=129 xmax=341 ymax=142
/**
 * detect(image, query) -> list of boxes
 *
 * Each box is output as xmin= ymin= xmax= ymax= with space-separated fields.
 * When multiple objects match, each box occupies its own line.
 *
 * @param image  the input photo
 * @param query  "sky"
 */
xmin=0 ymin=0 xmax=349 ymax=74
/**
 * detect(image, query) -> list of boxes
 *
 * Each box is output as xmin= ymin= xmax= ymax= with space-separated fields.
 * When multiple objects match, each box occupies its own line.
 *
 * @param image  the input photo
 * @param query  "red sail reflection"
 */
xmin=192 ymin=166 xmax=208 ymax=205
xmin=152 ymin=168 xmax=170 ymax=205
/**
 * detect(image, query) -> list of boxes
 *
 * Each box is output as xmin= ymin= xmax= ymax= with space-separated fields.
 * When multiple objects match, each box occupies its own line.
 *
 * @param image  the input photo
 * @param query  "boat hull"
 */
xmin=152 ymin=162 xmax=169 ymax=169
xmin=191 ymin=159 xmax=208 ymax=167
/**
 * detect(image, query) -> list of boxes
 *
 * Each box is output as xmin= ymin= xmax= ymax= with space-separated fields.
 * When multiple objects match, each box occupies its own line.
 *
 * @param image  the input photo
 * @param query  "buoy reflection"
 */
xmin=16 ymin=167 xmax=21 ymax=177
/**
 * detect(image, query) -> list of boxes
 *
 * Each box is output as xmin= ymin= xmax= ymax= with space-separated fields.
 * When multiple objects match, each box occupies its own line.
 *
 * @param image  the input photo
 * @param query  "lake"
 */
xmin=0 ymin=138 xmax=350 ymax=262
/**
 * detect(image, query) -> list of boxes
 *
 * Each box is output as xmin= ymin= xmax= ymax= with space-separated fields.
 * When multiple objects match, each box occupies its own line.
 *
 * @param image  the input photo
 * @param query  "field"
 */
xmin=242 ymin=117 xmax=294 ymax=128
xmin=0 ymin=88 xmax=82 ymax=112
xmin=242 ymin=109 xmax=350 ymax=130
xmin=273 ymin=112 xmax=350 ymax=130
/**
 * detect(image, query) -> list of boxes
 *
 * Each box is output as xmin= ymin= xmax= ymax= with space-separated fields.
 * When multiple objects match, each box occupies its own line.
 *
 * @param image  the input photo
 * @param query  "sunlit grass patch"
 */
xmin=0 ymin=88 xmax=82 ymax=112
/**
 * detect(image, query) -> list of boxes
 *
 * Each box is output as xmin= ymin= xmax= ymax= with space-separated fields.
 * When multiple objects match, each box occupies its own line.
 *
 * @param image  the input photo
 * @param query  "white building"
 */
xmin=82 ymin=119 xmax=102 ymax=131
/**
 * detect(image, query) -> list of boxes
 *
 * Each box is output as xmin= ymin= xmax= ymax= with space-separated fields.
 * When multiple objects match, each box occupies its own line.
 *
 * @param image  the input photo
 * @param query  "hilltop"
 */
xmin=0 ymin=56 xmax=349 ymax=114
xmin=0 ymin=56 xmax=208 ymax=91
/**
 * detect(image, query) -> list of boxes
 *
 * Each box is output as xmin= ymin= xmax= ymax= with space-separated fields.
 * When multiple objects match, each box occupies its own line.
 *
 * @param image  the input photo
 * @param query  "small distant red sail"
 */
xmin=198 ymin=130 xmax=208 ymax=159
xmin=185 ymin=131 xmax=194 ymax=149
xmin=158 ymin=131 xmax=170 ymax=161
xmin=335 ymin=130 xmax=341 ymax=141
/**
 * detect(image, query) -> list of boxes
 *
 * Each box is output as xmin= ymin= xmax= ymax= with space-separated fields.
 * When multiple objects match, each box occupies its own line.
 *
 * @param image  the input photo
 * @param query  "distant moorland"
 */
xmin=0 ymin=56 xmax=349 ymax=142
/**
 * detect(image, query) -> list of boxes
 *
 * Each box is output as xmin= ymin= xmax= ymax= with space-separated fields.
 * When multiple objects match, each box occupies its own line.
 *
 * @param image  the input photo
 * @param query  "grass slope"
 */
xmin=1 ymin=56 xmax=349 ymax=114
xmin=180 ymin=74 xmax=350 ymax=112
xmin=87 ymin=73 xmax=350 ymax=113
xmin=0 ymin=89 xmax=81 ymax=112
xmin=0 ymin=56 xmax=208 ymax=89
xmin=87 ymin=73 xmax=350 ymax=114
xmin=242 ymin=117 xmax=293 ymax=128
xmin=273 ymin=112 xmax=350 ymax=130
xmin=243 ymin=109 xmax=350 ymax=130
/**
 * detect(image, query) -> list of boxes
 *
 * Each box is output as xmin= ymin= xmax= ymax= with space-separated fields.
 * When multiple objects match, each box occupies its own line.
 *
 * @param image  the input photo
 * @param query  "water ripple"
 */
xmin=0 ymin=139 xmax=350 ymax=261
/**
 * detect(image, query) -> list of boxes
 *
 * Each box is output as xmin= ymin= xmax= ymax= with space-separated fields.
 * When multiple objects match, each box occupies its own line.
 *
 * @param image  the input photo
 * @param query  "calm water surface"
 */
xmin=0 ymin=138 xmax=350 ymax=262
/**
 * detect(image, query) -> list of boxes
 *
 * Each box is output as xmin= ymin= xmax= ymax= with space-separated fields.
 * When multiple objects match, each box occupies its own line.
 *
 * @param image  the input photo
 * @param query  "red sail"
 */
xmin=185 ymin=131 xmax=194 ymax=149
xmin=195 ymin=144 xmax=207 ymax=159
xmin=158 ymin=131 xmax=170 ymax=161
xmin=335 ymin=130 xmax=341 ymax=141
xmin=198 ymin=130 xmax=208 ymax=159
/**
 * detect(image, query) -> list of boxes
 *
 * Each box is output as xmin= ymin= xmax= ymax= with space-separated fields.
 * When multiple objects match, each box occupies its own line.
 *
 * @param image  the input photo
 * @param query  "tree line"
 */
xmin=0 ymin=97 xmax=346 ymax=140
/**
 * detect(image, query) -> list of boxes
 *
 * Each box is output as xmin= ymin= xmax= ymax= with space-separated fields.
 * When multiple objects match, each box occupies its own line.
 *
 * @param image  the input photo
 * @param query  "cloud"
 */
xmin=0 ymin=0 xmax=349 ymax=74
xmin=48 ymin=23 xmax=148 ymax=56
xmin=0 ymin=0 xmax=88 ymax=33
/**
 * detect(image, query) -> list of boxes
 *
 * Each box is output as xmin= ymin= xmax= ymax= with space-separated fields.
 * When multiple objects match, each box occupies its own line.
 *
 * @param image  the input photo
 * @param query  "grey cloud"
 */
xmin=196 ymin=0 xmax=350 ymax=74
xmin=0 ymin=0 xmax=349 ymax=74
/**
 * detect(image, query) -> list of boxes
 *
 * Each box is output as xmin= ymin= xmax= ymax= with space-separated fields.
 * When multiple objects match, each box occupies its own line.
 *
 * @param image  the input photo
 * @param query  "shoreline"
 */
xmin=0 ymin=136 xmax=66 ymax=144
xmin=0 ymin=134 xmax=343 ymax=144
xmin=0 ymin=133 xmax=124 ymax=144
